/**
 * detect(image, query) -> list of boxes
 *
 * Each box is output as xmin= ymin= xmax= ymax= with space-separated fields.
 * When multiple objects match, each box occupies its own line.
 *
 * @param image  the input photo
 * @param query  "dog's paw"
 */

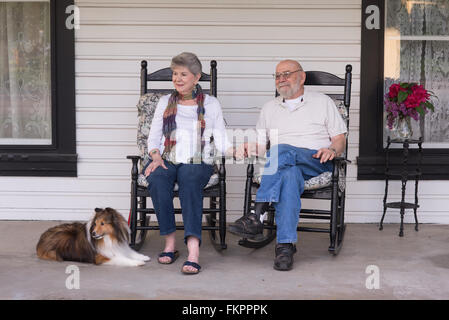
xmin=132 ymin=260 xmax=146 ymax=267
xmin=132 ymin=253 xmax=150 ymax=262
xmin=141 ymin=255 xmax=150 ymax=262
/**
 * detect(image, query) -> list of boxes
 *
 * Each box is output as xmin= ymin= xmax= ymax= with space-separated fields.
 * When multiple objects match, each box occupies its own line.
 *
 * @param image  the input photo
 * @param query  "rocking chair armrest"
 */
xmin=331 ymin=156 xmax=350 ymax=180
xmin=126 ymin=155 xmax=142 ymax=180
xmin=218 ymin=155 xmax=226 ymax=179
xmin=244 ymin=155 xmax=266 ymax=178
xmin=246 ymin=163 xmax=255 ymax=178
xmin=332 ymin=156 xmax=351 ymax=165
xmin=126 ymin=155 xmax=142 ymax=162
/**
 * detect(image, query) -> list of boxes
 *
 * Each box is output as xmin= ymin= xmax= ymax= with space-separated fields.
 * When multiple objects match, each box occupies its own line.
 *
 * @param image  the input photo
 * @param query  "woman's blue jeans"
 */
xmin=144 ymin=160 xmax=214 ymax=245
xmin=256 ymin=144 xmax=333 ymax=244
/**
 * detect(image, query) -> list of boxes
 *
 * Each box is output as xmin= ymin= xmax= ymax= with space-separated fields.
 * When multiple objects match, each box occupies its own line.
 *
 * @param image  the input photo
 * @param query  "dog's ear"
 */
xmin=94 ymin=208 xmax=103 ymax=213
xmin=105 ymin=207 xmax=121 ymax=217
xmin=109 ymin=208 xmax=129 ymax=243
xmin=108 ymin=208 xmax=121 ymax=223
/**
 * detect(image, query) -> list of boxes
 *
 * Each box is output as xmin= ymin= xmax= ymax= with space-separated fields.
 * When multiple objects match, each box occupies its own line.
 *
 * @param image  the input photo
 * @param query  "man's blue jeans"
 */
xmin=256 ymin=144 xmax=333 ymax=244
xmin=144 ymin=160 xmax=214 ymax=245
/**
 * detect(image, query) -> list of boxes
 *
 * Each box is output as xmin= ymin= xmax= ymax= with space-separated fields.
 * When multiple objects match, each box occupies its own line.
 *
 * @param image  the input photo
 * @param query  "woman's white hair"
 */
xmin=171 ymin=52 xmax=202 ymax=75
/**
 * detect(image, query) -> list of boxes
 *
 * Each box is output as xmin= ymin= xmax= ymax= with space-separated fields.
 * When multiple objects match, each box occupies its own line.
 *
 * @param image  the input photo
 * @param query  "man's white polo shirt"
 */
xmin=256 ymin=88 xmax=347 ymax=151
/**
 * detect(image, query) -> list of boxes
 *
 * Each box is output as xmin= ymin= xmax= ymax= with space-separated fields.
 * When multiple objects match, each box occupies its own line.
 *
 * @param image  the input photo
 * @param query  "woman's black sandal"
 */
xmin=182 ymin=261 xmax=201 ymax=274
xmin=158 ymin=250 xmax=179 ymax=264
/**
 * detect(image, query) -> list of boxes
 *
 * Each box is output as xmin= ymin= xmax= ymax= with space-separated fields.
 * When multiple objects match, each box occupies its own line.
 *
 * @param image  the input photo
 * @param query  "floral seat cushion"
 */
xmin=252 ymin=169 xmax=345 ymax=192
xmin=135 ymin=92 xmax=220 ymax=190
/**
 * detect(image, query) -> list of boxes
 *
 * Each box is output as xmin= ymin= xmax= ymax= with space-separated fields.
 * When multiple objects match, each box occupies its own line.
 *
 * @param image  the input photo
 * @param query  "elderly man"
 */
xmin=229 ymin=60 xmax=347 ymax=271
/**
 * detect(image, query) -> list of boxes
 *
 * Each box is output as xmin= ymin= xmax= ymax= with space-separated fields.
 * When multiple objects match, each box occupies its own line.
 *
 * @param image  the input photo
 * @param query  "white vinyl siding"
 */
xmin=1 ymin=0 xmax=448 ymax=224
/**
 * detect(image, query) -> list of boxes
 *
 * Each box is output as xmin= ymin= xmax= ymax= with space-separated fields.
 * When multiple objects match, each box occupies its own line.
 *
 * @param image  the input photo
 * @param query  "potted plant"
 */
xmin=385 ymin=82 xmax=436 ymax=140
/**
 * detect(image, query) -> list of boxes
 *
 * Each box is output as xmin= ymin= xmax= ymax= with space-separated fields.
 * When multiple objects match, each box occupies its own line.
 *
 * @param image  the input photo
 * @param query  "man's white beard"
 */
xmin=277 ymin=81 xmax=301 ymax=99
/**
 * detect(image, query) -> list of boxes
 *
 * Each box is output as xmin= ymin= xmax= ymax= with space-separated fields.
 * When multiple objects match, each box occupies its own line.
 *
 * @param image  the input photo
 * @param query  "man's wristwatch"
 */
xmin=328 ymin=147 xmax=338 ymax=157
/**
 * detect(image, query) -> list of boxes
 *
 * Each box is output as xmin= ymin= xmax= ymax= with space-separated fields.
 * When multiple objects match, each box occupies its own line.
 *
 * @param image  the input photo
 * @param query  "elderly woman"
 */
xmin=144 ymin=52 xmax=230 ymax=274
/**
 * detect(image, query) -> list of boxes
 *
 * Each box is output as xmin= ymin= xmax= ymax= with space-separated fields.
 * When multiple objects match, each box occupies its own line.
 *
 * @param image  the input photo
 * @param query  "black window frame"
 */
xmin=358 ymin=0 xmax=449 ymax=180
xmin=0 ymin=0 xmax=76 ymax=177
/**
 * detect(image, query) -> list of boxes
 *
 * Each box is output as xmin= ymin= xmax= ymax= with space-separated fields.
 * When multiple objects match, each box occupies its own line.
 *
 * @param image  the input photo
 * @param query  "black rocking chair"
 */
xmin=127 ymin=59 xmax=227 ymax=251
xmin=238 ymin=65 xmax=352 ymax=255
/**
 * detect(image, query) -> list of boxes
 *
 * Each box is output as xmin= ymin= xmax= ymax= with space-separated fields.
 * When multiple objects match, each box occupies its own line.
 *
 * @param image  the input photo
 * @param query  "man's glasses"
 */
xmin=273 ymin=69 xmax=302 ymax=80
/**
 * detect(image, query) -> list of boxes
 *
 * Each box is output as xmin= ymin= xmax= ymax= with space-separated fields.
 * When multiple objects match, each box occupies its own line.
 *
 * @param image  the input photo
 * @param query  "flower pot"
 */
xmin=392 ymin=117 xmax=413 ymax=140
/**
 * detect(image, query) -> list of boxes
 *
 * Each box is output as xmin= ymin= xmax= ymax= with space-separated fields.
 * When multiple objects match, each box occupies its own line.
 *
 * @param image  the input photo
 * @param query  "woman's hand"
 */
xmin=144 ymin=156 xmax=168 ymax=177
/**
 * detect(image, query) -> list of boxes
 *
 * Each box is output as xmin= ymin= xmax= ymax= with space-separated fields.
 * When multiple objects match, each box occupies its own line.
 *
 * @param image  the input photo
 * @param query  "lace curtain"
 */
xmin=0 ymin=1 xmax=51 ymax=145
xmin=384 ymin=0 xmax=449 ymax=147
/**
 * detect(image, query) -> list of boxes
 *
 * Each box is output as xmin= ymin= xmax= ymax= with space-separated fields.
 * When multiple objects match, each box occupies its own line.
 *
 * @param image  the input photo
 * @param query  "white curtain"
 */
xmin=0 ymin=1 xmax=51 ymax=145
xmin=384 ymin=0 xmax=449 ymax=146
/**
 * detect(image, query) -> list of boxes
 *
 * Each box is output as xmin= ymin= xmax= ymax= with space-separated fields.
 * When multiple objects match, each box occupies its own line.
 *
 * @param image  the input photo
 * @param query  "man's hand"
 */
xmin=312 ymin=147 xmax=337 ymax=163
xmin=313 ymin=134 xmax=346 ymax=163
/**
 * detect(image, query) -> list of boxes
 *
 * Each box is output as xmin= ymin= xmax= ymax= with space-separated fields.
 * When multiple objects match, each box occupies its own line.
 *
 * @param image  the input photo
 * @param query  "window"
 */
xmin=0 ymin=0 xmax=76 ymax=176
xmin=358 ymin=0 xmax=449 ymax=179
xmin=383 ymin=0 xmax=449 ymax=146
xmin=0 ymin=1 xmax=52 ymax=145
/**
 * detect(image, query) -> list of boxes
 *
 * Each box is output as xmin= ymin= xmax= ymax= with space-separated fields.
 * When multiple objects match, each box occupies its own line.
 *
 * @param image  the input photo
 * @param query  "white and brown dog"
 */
xmin=36 ymin=207 xmax=150 ymax=266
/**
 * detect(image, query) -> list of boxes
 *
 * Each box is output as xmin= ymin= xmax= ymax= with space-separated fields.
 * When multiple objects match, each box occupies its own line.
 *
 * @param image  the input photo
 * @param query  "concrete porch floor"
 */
xmin=0 ymin=221 xmax=448 ymax=300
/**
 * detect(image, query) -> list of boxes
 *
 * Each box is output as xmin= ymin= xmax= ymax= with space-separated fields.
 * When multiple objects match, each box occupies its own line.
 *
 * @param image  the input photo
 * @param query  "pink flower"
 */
xmin=388 ymin=83 xmax=401 ymax=99
xmin=404 ymin=94 xmax=420 ymax=109
xmin=411 ymin=84 xmax=429 ymax=104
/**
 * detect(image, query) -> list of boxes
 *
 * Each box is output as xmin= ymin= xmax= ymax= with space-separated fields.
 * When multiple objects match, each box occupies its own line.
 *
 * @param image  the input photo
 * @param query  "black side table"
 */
xmin=379 ymin=136 xmax=423 ymax=236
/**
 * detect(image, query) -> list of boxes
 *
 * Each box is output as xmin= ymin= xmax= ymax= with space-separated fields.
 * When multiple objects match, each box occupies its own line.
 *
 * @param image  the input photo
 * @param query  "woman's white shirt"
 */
xmin=147 ymin=94 xmax=231 ymax=164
